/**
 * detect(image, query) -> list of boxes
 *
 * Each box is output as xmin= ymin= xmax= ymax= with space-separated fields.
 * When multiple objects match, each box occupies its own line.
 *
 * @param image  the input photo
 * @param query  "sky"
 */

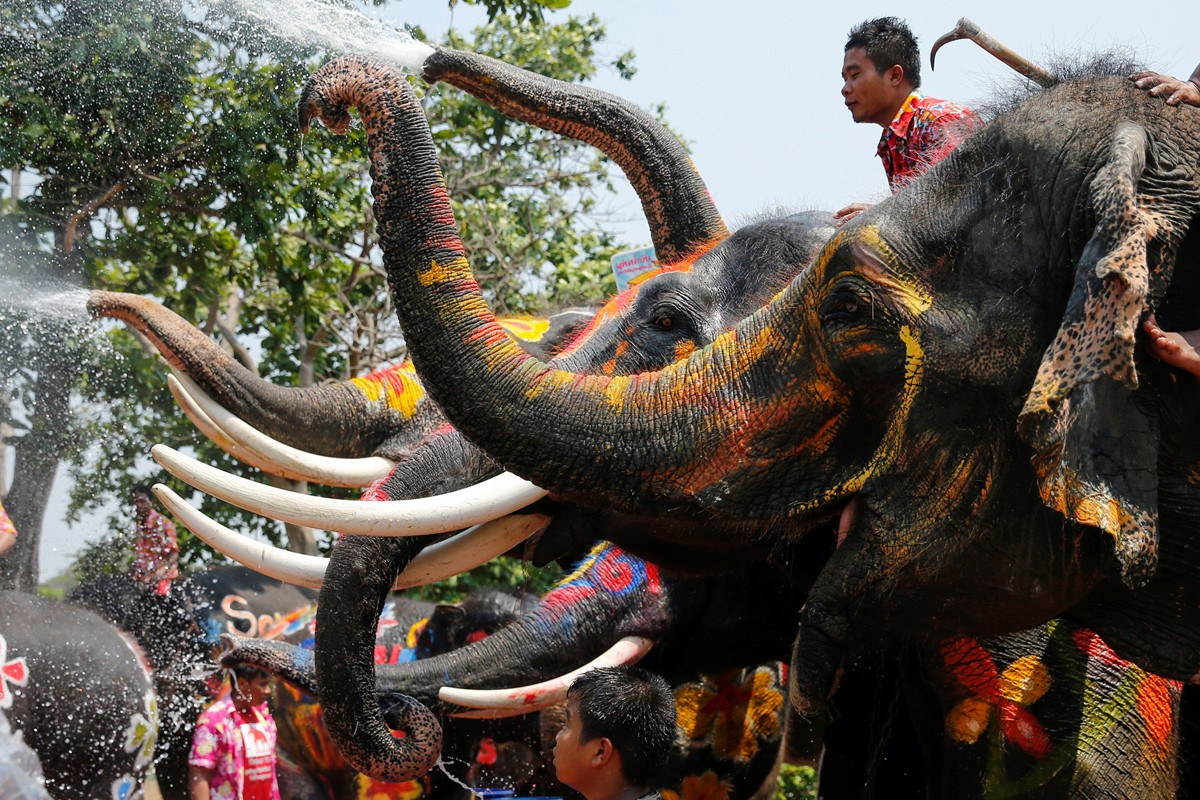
xmin=32 ymin=0 xmax=1198 ymax=578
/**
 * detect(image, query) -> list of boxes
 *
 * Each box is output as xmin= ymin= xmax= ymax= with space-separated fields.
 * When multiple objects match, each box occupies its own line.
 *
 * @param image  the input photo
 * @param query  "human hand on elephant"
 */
xmin=1129 ymin=67 xmax=1200 ymax=107
xmin=834 ymin=202 xmax=872 ymax=225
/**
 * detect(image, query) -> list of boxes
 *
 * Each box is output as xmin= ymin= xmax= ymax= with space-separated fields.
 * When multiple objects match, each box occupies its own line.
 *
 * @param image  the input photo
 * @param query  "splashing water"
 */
xmin=0 ymin=277 xmax=91 ymax=322
xmin=216 ymin=0 xmax=435 ymax=71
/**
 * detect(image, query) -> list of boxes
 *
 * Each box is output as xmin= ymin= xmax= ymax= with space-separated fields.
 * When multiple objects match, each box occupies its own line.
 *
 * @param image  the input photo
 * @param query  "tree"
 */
xmin=0 ymin=0 xmax=647 ymax=588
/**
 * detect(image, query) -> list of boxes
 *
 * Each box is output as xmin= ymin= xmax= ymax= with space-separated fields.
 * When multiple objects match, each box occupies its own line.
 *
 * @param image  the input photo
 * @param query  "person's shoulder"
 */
xmin=197 ymin=697 xmax=234 ymax=725
xmin=917 ymin=95 xmax=979 ymax=120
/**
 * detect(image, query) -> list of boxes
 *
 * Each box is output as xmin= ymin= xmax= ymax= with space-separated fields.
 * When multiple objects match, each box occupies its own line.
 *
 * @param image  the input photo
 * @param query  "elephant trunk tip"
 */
xmin=299 ymin=56 xmax=395 ymax=136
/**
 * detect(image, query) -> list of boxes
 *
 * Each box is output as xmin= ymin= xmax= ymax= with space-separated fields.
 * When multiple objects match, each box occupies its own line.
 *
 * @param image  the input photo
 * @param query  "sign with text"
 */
xmin=610 ymin=246 xmax=658 ymax=291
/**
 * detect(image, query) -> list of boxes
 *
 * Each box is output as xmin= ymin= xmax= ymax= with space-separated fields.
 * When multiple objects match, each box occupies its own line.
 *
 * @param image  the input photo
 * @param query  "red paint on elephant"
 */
xmin=0 ymin=634 xmax=29 ymax=710
xmin=939 ymin=637 xmax=1051 ymax=758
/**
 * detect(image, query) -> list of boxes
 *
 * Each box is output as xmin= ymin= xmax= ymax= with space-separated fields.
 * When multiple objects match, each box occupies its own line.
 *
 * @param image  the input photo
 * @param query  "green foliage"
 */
xmin=406 ymin=554 xmax=563 ymax=604
xmin=774 ymin=764 xmax=818 ymax=800
xmin=0 ymin=0 xmax=656 ymax=577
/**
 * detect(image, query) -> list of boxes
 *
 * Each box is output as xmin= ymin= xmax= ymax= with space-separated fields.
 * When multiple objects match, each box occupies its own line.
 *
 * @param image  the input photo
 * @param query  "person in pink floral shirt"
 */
xmin=188 ymin=664 xmax=280 ymax=800
xmin=836 ymin=16 xmax=981 ymax=223
xmin=0 ymin=499 xmax=17 ymax=557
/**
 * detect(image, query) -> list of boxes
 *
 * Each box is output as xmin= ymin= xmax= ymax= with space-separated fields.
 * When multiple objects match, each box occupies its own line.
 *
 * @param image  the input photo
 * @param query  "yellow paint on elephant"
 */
xmin=350 ymin=364 xmax=426 ymax=420
xmin=852 ymin=226 xmax=933 ymax=315
xmin=999 ymin=656 xmax=1051 ymax=706
xmin=418 ymin=256 xmax=467 ymax=286
xmin=498 ymin=317 xmax=551 ymax=342
xmin=789 ymin=324 xmax=925 ymax=513
xmin=406 ymin=618 xmax=429 ymax=649
xmin=673 ymin=667 xmax=784 ymax=764
xmin=559 ymin=542 xmax=608 ymax=585
xmin=673 ymin=340 xmax=697 ymax=360
xmin=662 ymin=770 xmax=732 ymax=800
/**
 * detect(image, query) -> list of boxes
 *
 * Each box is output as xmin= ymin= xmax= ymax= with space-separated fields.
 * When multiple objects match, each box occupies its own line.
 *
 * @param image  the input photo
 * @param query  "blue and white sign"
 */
xmin=610 ymin=246 xmax=658 ymax=291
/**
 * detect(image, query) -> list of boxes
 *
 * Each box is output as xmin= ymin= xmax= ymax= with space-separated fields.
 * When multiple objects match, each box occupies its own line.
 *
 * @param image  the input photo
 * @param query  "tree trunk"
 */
xmin=0 ymin=337 xmax=77 ymax=591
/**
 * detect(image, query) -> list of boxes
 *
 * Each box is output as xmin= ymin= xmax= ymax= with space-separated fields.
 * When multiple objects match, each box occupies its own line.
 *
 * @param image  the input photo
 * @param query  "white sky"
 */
xmin=35 ymin=0 xmax=1198 ymax=578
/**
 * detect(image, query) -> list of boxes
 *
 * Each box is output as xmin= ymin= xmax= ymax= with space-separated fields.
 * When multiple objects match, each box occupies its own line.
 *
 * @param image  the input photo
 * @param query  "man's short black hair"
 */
xmin=846 ymin=16 xmax=922 ymax=89
xmin=567 ymin=666 xmax=677 ymax=787
xmin=131 ymin=483 xmax=154 ymax=500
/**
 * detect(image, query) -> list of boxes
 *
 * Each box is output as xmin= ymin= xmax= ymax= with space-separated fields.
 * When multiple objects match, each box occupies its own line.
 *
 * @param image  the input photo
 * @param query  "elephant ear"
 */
xmin=1018 ymin=121 xmax=1191 ymax=588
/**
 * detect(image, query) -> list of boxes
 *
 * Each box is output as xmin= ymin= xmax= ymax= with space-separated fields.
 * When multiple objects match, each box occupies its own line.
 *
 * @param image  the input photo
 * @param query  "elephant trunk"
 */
xmin=316 ymin=429 xmax=501 ymax=782
xmin=422 ymin=46 xmax=729 ymax=266
xmin=299 ymin=56 xmax=816 ymax=521
xmin=315 ymin=526 xmax=669 ymax=782
xmin=375 ymin=543 xmax=671 ymax=705
xmin=88 ymin=290 xmax=435 ymax=460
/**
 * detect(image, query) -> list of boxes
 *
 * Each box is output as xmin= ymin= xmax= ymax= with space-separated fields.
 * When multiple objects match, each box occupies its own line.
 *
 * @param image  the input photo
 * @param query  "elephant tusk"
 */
xmin=167 ymin=373 xmax=250 ymax=459
xmin=153 ymin=483 xmax=550 ymax=589
xmin=929 ymin=17 xmax=1055 ymax=88
xmin=439 ymin=636 xmax=654 ymax=718
xmin=169 ymin=371 xmax=393 ymax=488
xmin=151 ymin=444 xmax=549 ymax=535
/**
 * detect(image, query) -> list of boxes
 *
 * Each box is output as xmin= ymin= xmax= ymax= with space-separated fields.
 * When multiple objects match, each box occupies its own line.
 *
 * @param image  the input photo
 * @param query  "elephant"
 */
xmin=0 ymin=590 xmax=157 ymax=800
xmin=288 ymin=52 xmax=1200 ymax=736
xmin=87 ymin=289 xmax=595 ymax=487
xmin=131 ymin=44 xmax=1197 ymax=794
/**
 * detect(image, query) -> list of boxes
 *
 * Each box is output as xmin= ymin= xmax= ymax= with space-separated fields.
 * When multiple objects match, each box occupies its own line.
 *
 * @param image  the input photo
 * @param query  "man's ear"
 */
xmin=591 ymin=737 xmax=615 ymax=768
xmin=888 ymin=64 xmax=905 ymax=86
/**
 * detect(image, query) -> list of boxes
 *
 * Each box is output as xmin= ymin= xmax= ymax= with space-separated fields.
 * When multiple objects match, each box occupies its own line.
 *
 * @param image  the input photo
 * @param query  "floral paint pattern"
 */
xmin=0 ymin=634 xmax=28 ymax=710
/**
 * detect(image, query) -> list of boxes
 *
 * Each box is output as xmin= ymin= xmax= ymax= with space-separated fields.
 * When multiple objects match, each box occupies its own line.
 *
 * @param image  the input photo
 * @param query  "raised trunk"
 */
xmin=423 ymin=46 xmax=728 ymax=266
xmin=88 ymin=291 xmax=437 ymax=460
xmin=301 ymin=57 xmax=818 ymax=523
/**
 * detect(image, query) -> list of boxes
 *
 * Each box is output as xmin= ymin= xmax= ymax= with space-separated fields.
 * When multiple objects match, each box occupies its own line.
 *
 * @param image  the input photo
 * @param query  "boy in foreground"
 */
xmin=553 ymin=666 xmax=678 ymax=800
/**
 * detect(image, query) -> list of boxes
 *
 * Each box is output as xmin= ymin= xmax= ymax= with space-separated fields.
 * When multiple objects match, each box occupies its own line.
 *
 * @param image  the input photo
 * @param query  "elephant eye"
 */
xmin=822 ymin=288 xmax=868 ymax=322
xmin=654 ymin=315 xmax=675 ymax=330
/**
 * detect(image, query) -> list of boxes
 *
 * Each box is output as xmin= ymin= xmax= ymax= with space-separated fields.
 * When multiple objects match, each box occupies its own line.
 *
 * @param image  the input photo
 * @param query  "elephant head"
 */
xmin=293 ymin=54 xmax=1200 ymax=722
xmin=87 ymin=289 xmax=593 ymax=486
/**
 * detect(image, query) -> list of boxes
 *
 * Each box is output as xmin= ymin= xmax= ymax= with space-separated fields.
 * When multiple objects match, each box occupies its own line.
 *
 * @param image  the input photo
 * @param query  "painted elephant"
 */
xmin=0 ymin=590 xmax=157 ymax=800
xmin=87 ymin=289 xmax=594 ymax=487
xmin=290 ymin=51 xmax=1200 ymax=730
xmin=136 ymin=44 xmax=1197 ymax=795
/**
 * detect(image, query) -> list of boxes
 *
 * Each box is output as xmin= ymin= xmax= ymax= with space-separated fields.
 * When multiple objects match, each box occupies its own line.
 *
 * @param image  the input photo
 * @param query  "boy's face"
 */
xmin=553 ymin=696 xmax=593 ymax=790
xmin=235 ymin=673 xmax=274 ymax=706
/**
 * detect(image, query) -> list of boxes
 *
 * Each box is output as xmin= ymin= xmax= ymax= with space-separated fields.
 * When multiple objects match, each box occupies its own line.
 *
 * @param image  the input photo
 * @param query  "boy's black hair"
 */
xmin=845 ymin=17 xmax=922 ymax=89
xmin=131 ymin=483 xmax=154 ymax=500
xmin=567 ymin=665 xmax=677 ymax=787
xmin=231 ymin=663 xmax=270 ymax=681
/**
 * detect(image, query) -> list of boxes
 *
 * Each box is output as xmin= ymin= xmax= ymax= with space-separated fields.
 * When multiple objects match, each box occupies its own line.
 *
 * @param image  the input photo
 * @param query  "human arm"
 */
xmin=188 ymin=765 xmax=212 ymax=800
xmin=0 ymin=531 xmax=15 ymax=556
xmin=1129 ymin=63 xmax=1200 ymax=107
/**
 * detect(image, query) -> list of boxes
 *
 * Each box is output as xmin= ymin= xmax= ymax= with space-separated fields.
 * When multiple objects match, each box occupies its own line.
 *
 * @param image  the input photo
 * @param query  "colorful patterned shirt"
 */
xmin=131 ymin=508 xmax=179 ymax=584
xmin=0 ymin=501 xmax=16 ymax=541
xmin=877 ymin=92 xmax=982 ymax=192
xmin=188 ymin=697 xmax=280 ymax=800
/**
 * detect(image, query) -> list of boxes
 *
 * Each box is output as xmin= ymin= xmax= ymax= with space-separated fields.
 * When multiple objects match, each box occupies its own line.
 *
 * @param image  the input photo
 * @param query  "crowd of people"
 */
xmin=2 ymin=15 xmax=1199 ymax=800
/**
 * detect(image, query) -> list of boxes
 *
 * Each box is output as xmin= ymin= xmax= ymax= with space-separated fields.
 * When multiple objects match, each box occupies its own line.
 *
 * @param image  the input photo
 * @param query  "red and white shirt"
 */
xmin=877 ymin=91 xmax=982 ymax=192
